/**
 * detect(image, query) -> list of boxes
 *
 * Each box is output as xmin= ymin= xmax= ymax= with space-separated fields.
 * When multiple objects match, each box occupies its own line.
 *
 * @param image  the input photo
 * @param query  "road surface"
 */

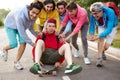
xmin=0 ymin=29 xmax=120 ymax=80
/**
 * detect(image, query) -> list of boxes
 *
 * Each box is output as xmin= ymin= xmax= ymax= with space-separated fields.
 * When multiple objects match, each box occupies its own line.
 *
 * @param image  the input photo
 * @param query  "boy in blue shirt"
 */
xmin=0 ymin=1 xmax=43 ymax=70
xmin=88 ymin=2 xmax=118 ymax=67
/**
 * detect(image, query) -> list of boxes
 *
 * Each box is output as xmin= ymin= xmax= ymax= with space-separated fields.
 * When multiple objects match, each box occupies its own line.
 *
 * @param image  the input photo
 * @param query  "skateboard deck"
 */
xmin=39 ymin=65 xmax=57 ymax=77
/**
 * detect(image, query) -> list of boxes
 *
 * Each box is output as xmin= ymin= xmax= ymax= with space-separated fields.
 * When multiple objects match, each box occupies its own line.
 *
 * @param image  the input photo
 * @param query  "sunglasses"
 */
xmin=91 ymin=8 xmax=102 ymax=12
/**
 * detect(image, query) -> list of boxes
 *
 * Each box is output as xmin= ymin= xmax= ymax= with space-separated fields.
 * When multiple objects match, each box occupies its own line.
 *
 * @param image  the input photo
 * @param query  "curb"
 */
xmin=77 ymin=38 xmax=120 ymax=59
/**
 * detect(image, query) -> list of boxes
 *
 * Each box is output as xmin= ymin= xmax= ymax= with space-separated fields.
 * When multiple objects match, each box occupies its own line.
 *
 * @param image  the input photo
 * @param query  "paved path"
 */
xmin=0 ymin=29 xmax=120 ymax=80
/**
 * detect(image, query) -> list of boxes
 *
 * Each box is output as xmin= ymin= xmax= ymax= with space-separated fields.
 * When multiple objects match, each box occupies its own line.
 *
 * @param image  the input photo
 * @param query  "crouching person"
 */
xmin=30 ymin=18 xmax=82 ymax=75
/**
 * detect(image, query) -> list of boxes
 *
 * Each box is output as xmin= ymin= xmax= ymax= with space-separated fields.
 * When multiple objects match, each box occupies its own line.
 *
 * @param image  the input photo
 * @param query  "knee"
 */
xmin=10 ymin=42 xmax=18 ymax=48
xmin=20 ymin=43 xmax=26 ymax=47
xmin=37 ymin=40 xmax=44 ymax=44
xmin=64 ymin=43 xmax=70 ymax=48
xmin=81 ymin=37 xmax=87 ymax=43
xmin=36 ymin=40 xmax=44 ymax=47
xmin=104 ymin=44 xmax=110 ymax=50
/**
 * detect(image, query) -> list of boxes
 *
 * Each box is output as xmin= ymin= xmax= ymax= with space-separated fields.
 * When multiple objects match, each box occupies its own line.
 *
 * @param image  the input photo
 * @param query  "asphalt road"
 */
xmin=0 ymin=29 xmax=120 ymax=80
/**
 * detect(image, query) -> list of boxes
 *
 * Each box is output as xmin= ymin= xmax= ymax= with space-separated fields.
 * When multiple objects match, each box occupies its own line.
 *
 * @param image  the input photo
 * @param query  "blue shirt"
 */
xmin=60 ymin=10 xmax=72 ymax=32
xmin=4 ymin=6 xmax=37 ymax=45
xmin=89 ymin=6 xmax=118 ymax=38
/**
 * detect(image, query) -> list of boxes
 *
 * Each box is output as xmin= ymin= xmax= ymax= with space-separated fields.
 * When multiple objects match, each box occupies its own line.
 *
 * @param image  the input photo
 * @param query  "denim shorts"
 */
xmin=41 ymin=48 xmax=63 ymax=65
xmin=5 ymin=26 xmax=25 ymax=48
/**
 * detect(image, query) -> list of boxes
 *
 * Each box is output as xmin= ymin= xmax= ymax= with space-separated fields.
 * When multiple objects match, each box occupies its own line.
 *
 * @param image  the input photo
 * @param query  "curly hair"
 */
xmin=28 ymin=1 xmax=43 ymax=11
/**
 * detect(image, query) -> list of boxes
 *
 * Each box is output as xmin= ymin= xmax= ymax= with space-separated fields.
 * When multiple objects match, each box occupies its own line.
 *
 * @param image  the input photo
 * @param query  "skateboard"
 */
xmin=39 ymin=65 xmax=58 ymax=77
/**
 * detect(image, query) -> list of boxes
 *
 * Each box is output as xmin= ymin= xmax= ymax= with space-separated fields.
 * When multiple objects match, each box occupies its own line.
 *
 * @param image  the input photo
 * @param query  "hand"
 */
xmin=42 ymin=28 xmax=46 ymax=33
xmin=32 ymin=43 xmax=36 ymax=47
xmin=59 ymin=33 xmax=65 ymax=38
xmin=65 ymin=37 xmax=69 ymax=42
xmin=93 ymin=36 xmax=99 ymax=41
xmin=37 ymin=31 xmax=43 ymax=36
xmin=35 ymin=31 xmax=40 ymax=35
xmin=56 ymin=32 xmax=60 ymax=36
xmin=54 ymin=62 xmax=61 ymax=68
xmin=59 ymin=36 xmax=66 ymax=43
xmin=88 ymin=34 xmax=95 ymax=41
xmin=88 ymin=34 xmax=98 ymax=41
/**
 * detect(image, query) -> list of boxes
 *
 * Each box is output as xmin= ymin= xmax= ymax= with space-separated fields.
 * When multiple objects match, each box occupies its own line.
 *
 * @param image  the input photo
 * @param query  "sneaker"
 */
xmin=0 ymin=49 xmax=8 ymax=61
xmin=30 ymin=63 xmax=41 ymax=74
xmin=102 ymin=52 xmax=107 ymax=60
xmin=84 ymin=57 xmax=91 ymax=65
xmin=96 ymin=58 xmax=103 ymax=67
xmin=65 ymin=63 xmax=82 ymax=75
xmin=73 ymin=50 xmax=80 ymax=58
xmin=14 ymin=61 xmax=24 ymax=70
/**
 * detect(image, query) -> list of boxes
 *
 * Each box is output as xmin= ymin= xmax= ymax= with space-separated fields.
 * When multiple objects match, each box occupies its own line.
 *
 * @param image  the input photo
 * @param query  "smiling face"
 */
xmin=44 ymin=3 xmax=53 ymax=13
xmin=92 ymin=10 xmax=103 ymax=20
xmin=46 ymin=23 xmax=56 ymax=34
xmin=57 ymin=5 xmax=66 ymax=15
xmin=29 ymin=8 xmax=40 ymax=20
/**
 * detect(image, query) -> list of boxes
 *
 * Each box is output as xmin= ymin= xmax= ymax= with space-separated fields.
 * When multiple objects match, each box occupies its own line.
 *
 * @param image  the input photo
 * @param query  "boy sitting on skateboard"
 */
xmin=30 ymin=18 xmax=82 ymax=75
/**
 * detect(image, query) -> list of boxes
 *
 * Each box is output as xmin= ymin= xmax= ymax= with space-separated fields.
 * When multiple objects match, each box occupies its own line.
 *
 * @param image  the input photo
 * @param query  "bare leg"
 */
xmin=35 ymin=40 xmax=45 ymax=64
xmin=15 ymin=43 xmax=26 ymax=62
xmin=103 ymin=43 xmax=110 ymax=51
xmin=59 ymin=43 xmax=72 ymax=67
xmin=3 ymin=45 xmax=12 ymax=52
xmin=98 ymin=38 xmax=105 ymax=58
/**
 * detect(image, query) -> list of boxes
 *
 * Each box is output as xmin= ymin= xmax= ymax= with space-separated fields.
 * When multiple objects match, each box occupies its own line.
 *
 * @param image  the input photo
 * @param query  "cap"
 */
xmin=90 ymin=2 xmax=104 ymax=12
xmin=47 ymin=18 xmax=56 ymax=25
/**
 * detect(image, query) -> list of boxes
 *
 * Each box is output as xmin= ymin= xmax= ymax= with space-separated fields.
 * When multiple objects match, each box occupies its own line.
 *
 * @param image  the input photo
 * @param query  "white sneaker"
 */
xmin=84 ymin=57 xmax=91 ymax=65
xmin=0 ymin=49 xmax=8 ymax=61
xmin=14 ymin=61 xmax=24 ymax=70
xmin=73 ymin=50 xmax=80 ymax=58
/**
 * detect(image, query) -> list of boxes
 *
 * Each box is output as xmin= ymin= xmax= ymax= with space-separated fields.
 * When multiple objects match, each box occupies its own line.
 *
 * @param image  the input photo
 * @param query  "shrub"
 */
xmin=111 ymin=41 xmax=120 ymax=48
xmin=0 ymin=19 xmax=3 ymax=27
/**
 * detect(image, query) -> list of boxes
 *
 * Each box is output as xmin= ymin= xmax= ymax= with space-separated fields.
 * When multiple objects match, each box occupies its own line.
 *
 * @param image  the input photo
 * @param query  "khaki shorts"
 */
xmin=98 ymin=26 xmax=117 ymax=44
xmin=41 ymin=48 xmax=63 ymax=65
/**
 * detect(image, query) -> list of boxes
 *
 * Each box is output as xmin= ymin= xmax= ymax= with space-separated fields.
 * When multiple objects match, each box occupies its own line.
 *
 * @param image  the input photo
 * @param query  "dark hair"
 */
xmin=43 ymin=0 xmax=56 ymax=10
xmin=67 ymin=2 xmax=77 ymax=10
xmin=28 ymin=1 xmax=43 ymax=11
xmin=57 ymin=1 xmax=67 ymax=8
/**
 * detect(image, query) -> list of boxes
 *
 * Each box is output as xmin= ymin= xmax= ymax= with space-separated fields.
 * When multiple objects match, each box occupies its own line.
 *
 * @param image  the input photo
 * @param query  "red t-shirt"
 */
xmin=32 ymin=32 xmax=64 ymax=64
xmin=98 ymin=17 xmax=104 ymax=25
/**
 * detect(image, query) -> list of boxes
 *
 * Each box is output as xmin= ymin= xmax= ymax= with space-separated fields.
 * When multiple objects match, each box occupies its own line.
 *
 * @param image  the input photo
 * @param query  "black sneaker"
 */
xmin=102 ymin=52 xmax=107 ymax=60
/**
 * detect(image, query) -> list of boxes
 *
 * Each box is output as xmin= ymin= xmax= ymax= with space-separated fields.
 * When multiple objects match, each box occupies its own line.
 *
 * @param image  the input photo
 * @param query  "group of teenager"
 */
xmin=0 ymin=0 xmax=118 ymax=75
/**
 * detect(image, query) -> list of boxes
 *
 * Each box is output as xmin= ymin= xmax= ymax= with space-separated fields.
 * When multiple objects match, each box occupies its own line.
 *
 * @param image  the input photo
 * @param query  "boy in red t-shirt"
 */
xmin=30 ymin=18 xmax=82 ymax=75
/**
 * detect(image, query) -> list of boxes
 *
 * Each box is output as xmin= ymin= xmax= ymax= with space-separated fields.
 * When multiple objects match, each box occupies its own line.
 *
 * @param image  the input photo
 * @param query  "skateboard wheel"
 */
xmin=52 ymin=71 xmax=57 ymax=76
xmin=39 ymin=74 xmax=43 ymax=77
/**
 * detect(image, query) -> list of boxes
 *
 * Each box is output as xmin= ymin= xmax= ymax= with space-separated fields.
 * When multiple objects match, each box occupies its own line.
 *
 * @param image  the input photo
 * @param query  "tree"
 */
xmin=0 ymin=9 xmax=10 ymax=20
xmin=0 ymin=9 xmax=10 ymax=27
xmin=60 ymin=0 xmax=120 ymax=17
xmin=0 ymin=19 xmax=3 ymax=26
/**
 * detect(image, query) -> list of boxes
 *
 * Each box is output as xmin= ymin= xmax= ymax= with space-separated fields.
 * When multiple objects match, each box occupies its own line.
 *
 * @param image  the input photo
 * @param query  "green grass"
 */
xmin=111 ymin=23 xmax=120 ymax=48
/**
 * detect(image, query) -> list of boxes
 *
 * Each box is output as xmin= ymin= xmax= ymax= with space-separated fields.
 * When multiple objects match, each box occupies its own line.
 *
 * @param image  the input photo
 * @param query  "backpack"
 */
xmin=103 ymin=2 xmax=120 ymax=17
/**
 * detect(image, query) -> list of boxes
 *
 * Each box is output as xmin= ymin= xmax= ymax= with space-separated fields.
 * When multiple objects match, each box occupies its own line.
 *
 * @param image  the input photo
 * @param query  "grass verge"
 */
xmin=111 ymin=25 xmax=120 ymax=48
